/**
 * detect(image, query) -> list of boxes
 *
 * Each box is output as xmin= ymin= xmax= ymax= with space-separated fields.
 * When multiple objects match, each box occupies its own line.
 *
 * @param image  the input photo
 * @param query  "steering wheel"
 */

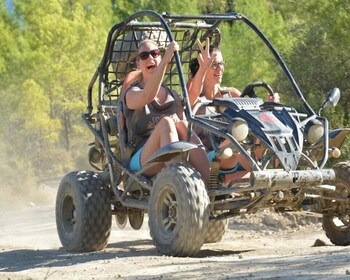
xmin=241 ymin=81 xmax=275 ymax=99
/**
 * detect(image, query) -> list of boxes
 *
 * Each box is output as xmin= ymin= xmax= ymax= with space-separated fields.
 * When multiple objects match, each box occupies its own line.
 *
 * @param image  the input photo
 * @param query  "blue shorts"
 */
xmin=207 ymin=150 xmax=245 ymax=174
xmin=130 ymin=146 xmax=143 ymax=171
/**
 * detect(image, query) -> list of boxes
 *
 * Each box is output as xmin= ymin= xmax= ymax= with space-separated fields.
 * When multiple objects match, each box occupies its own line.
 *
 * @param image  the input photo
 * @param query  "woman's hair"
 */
xmin=138 ymin=39 xmax=158 ymax=52
xmin=189 ymin=44 xmax=220 ymax=77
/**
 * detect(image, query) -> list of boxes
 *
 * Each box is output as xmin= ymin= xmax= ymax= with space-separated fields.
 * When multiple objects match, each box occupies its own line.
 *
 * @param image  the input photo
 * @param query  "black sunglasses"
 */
xmin=138 ymin=49 xmax=160 ymax=60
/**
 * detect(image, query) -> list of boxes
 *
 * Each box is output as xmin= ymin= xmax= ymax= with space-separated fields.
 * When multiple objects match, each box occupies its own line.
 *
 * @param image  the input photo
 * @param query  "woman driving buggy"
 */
xmin=187 ymin=38 xmax=280 ymax=181
xmin=122 ymin=39 xmax=210 ymax=182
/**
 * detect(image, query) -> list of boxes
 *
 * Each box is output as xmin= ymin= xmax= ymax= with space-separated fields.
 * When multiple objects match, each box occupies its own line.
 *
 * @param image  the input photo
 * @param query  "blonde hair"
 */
xmin=138 ymin=39 xmax=159 ymax=52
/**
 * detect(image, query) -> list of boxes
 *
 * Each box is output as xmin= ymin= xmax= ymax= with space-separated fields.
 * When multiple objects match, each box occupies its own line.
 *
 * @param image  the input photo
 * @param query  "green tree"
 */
xmin=271 ymin=0 xmax=350 ymax=162
xmin=1 ymin=0 xmax=349 ymax=189
xmin=0 ymin=0 xmax=115 ymax=187
xmin=217 ymin=0 xmax=293 ymax=92
xmin=273 ymin=0 xmax=350 ymax=124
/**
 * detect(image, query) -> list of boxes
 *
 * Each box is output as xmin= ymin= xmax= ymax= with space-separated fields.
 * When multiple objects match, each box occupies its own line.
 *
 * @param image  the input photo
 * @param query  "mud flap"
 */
xmin=144 ymin=141 xmax=199 ymax=165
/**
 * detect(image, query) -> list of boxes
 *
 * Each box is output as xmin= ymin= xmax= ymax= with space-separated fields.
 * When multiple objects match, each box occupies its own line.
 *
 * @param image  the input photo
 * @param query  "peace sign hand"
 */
xmin=196 ymin=37 xmax=216 ymax=70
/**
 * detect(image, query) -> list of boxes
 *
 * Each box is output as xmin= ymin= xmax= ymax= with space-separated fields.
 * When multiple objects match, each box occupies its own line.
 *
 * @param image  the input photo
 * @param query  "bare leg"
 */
xmin=218 ymin=139 xmax=251 ymax=171
xmin=224 ymin=170 xmax=250 ymax=182
xmin=140 ymin=117 xmax=179 ymax=176
xmin=176 ymin=120 xmax=210 ymax=183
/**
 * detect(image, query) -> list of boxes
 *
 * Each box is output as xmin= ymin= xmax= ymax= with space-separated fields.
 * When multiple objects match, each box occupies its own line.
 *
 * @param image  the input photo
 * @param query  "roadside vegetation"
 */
xmin=0 ymin=0 xmax=348 ymax=193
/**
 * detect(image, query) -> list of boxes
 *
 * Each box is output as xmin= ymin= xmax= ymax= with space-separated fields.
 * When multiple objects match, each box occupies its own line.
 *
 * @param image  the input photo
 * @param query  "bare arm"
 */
xmin=187 ymin=38 xmax=216 ymax=108
xmin=228 ymin=87 xmax=241 ymax=97
xmin=126 ymin=41 xmax=179 ymax=110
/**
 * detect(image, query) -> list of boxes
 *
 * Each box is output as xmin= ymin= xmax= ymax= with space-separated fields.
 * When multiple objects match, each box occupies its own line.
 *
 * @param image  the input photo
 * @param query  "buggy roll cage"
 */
xmin=83 ymin=10 xmax=330 ymax=171
xmin=86 ymin=10 xmax=315 ymax=118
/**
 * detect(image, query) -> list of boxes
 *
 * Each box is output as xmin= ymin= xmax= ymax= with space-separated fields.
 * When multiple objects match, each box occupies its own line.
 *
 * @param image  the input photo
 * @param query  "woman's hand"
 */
xmin=267 ymin=92 xmax=280 ymax=103
xmin=162 ymin=41 xmax=179 ymax=64
xmin=196 ymin=38 xmax=216 ymax=70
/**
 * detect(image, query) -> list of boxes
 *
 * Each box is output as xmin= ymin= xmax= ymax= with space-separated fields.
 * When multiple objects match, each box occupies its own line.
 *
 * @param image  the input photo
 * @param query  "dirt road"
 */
xmin=0 ymin=207 xmax=350 ymax=279
xmin=1 ymin=199 xmax=350 ymax=280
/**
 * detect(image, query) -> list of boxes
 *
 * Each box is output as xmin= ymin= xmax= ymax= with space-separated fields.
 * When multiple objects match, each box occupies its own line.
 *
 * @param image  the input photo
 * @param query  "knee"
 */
xmin=175 ymin=120 xmax=187 ymax=130
xmin=158 ymin=116 xmax=177 ymax=131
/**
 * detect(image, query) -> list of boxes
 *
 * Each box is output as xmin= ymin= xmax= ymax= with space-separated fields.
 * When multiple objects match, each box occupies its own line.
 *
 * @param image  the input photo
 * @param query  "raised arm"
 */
xmin=126 ymin=41 xmax=179 ymax=110
xmin=187 ymin=38 xmax=216 ymax=108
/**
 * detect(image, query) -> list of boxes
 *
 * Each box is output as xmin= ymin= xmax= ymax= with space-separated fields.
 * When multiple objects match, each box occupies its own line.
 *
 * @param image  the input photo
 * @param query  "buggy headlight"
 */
xmin=305 ymin=119 xmax=324 ymax=144
xmin=230 ymin=119 xmax=249 ymax=142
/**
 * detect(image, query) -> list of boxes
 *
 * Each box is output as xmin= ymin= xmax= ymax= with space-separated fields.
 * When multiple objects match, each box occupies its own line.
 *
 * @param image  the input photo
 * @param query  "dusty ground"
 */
xmin=1 ymin=184 xmax=350 ymax=280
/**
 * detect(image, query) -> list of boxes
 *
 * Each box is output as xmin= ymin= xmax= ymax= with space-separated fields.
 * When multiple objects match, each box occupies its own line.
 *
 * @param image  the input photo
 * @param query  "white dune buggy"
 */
xmin=55 ymin=11 xmax=350 ymax=256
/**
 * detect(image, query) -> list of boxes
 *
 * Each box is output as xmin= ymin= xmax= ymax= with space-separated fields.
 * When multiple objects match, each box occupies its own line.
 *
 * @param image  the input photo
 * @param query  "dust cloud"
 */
xmin=0 ymin=177 xmax=59 ymax=211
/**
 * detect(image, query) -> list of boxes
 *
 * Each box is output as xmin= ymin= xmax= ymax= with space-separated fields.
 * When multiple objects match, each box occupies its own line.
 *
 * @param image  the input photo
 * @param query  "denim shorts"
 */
xmin=130 ymin=146 xmax=143 ymax=171
xmin=207 ymin=150 xmax=245 ymax=174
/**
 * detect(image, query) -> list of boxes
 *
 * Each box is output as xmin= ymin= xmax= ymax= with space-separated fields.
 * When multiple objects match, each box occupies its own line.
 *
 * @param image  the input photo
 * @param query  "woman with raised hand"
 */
xmin=123 ymin=39 xmax=210 ymax=182
xmin=187 ymin=38 xmax=280 ymax=181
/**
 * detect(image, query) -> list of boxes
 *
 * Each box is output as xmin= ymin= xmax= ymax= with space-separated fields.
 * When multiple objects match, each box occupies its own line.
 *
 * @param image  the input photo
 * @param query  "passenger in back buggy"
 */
xmin=187 ymin=38 xmax=280 ymax=182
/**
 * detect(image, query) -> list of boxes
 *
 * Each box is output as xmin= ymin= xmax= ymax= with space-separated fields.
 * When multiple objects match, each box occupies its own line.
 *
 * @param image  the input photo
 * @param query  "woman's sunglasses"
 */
xmin=138 ymin=49 xmax=160 ymax=60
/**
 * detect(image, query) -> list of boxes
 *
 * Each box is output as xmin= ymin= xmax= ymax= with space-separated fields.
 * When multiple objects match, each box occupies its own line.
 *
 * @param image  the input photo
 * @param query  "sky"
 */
xmin=5 ymin=0 xmax=14 ymax=13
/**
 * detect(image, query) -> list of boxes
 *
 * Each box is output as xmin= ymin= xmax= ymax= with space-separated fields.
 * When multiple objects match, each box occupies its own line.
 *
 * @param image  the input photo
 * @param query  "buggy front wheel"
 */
xmin=148 ymin=163 xmax=210 ymax=256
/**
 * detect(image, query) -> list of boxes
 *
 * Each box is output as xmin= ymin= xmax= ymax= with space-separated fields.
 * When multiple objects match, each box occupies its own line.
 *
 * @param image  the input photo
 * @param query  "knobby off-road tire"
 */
xmin=149 ymin=163 xmax=210 ymax=257
xmin=56 ymin=170 xmax=112 ymax=252
xmin=323 ymin=162 xmax=350 ymax=245
xmin=205 ymin=218 xmax=228 ymax=243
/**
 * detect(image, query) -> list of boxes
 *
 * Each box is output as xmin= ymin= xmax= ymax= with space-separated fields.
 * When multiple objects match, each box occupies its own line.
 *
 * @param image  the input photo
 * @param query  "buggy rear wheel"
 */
xmin=323 ymin=162 xmax=350 ymax=245
xmin=205 ymin=218 xmax=228 ymax=243
xmin=56 ymin=171 xmax=112 ymax=252
xmin=149 ymin=163 xmax=210 ymax=257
